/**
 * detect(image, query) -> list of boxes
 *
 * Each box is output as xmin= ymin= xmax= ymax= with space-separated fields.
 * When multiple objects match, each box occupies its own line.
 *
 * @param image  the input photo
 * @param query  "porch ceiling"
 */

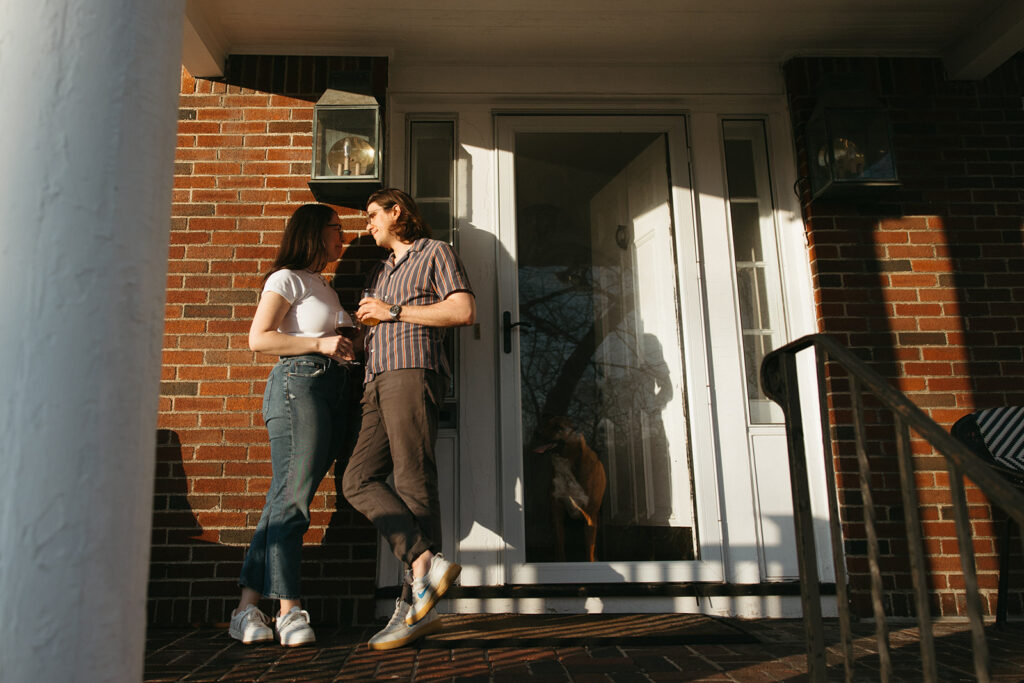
xmin=183 ymin=0 xmax=1024 ymax=81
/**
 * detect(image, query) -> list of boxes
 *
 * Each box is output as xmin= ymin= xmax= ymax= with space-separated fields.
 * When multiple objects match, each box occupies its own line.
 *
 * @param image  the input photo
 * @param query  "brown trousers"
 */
xmin=342 ymin=369 xmax=447 ymax=570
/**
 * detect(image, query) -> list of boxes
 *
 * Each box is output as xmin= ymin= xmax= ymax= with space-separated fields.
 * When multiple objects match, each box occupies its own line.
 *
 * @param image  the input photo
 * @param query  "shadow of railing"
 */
xmin=761 ymin=333 xmax=1024 ymax=682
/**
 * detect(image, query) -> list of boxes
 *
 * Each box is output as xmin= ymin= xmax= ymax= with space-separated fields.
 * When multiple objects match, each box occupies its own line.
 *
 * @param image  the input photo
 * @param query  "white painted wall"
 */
xmin=0 ymin=1 xmax=184 ymax=680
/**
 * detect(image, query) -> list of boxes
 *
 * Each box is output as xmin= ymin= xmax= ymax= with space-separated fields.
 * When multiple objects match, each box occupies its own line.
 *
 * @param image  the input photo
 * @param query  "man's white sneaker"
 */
xmin=368 ymin=598 xmax=441 ymax=651
xmin=275 ymin=607 xmax=316 ymax=647
xmin=406 ymin=553 xmax=461 ymax=625
xmin=228 ymin=605 xmax=273 ymax=644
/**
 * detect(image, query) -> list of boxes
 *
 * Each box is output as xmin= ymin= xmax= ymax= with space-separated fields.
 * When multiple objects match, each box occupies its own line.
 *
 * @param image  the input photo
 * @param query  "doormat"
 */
xmin=420 ymin=613 xmax=758 ymax=648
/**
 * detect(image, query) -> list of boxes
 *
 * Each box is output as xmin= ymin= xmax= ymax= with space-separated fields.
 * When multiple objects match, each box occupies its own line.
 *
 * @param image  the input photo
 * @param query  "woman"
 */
xmin=229 ymin=203 xmax=355 ymax=647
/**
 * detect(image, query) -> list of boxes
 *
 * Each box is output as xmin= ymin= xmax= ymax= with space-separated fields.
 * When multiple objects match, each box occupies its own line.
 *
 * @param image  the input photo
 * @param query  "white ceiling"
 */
xmin=183 ymin=0 xmax=1024 ymax=81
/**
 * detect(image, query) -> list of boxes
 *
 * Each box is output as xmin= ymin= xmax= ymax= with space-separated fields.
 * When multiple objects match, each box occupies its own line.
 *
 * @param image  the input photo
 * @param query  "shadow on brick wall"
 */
xmin=151 ymin=407 xmax=376 ymax=626
xmin=783 ymin=54 xmax=1024 ymax=619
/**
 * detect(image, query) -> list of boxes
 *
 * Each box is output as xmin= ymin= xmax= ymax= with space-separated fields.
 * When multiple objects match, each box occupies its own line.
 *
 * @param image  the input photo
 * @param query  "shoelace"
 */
xmin=248 ymin=610 xmax=269 ymax=626
xmin=278 ymin=610 xmax=309 ymax=631
xmin=386 ymin=601 xmax=407 ymax=627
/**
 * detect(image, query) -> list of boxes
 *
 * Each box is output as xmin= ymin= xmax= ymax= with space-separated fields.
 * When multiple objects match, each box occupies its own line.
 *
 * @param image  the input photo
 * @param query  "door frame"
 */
xmin=495 ymin=114 xmax=725 ymax=584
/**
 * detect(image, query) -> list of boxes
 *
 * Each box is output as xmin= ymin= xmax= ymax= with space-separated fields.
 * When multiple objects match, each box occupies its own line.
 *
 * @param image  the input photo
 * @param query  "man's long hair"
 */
xmin=367 ymin=188 xmax=432 ymax=241
xmin=264 ymin=203 xmax=336 ymax=282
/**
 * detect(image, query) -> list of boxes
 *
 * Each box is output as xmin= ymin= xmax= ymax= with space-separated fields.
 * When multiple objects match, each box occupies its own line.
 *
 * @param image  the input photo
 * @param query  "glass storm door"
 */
xmin=496 ymin=116 xmax=719 ymax=584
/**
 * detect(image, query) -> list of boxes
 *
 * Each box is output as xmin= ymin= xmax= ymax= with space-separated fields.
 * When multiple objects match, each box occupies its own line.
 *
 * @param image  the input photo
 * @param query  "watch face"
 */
xmin=389 ymin=304 xmax=402 ymax=318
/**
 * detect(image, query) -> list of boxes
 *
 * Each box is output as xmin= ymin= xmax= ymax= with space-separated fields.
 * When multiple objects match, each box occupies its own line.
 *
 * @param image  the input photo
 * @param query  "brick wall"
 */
xmin=784 ymin=55 xmax=1024 ymax=617
xmin=152 ymin=56 xmax=387 ymax=626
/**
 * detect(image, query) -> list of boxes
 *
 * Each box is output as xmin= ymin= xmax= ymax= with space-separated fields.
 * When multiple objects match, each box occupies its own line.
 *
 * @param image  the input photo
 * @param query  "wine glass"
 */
xmin=360 ymin=288 xmax=383 ymax=326
xmin=334 ymin=310 xmax=359 ymax=340
xmin=334 ymin=311 xmax=360 ymax=364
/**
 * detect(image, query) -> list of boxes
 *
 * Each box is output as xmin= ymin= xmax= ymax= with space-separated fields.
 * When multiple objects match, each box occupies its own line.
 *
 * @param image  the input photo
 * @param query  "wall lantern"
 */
xmin=308 ymin=83 xmax=384 ymax=209
xmin=804 ymin=75 xmax=899 ymax=200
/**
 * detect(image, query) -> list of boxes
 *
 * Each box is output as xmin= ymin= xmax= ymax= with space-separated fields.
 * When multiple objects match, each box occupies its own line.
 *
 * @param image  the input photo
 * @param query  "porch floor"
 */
xmin=145 ymin=615 xmax=1024 ymax=681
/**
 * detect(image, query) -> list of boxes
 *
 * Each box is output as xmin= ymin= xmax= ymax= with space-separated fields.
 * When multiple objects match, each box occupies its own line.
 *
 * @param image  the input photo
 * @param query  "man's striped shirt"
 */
xmin=363 ymin=238 xmax=473 ymax=382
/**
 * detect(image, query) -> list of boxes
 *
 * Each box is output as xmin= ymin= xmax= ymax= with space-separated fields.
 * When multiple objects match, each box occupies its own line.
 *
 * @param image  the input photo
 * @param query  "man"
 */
xmin=342 ymin=188 xmax=476 ymax=650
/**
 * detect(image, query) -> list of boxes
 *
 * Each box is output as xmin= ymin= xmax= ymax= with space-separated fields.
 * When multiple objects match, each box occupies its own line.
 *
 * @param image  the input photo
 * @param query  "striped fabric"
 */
xmin=363 ymin=238 xmax=473 ymax=382
xmin=975 ymin=406 xmax=1024 ymax=473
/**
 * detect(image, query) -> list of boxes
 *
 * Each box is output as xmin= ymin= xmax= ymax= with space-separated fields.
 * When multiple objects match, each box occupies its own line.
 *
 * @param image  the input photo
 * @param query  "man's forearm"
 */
xmin=397 ymin=292 xmax=476 ymax=328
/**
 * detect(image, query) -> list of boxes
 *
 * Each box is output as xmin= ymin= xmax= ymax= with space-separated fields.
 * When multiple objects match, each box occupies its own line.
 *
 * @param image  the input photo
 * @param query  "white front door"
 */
xmin=496 ymin=115 xmax=724 ymax=584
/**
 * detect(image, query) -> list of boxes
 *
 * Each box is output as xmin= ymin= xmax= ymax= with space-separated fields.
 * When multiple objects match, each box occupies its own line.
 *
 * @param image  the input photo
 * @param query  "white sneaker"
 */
xmin=228 ymin=605 xmax=273 ymax=644
xmin=407 ymin=553 xmax=461 ymax=625
xmin=369 ymin=599 xmax=441 ymax=651
xmin=275 ymin=606 xmax=316 ymax=647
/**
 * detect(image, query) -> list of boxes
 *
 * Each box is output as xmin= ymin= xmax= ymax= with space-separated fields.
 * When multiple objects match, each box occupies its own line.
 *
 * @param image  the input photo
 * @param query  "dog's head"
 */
xmin=532 ymin=416 xmax=576 ymax=455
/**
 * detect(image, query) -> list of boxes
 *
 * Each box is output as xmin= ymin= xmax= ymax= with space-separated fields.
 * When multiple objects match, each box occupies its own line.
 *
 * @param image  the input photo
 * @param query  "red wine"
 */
xmin=335 ymin=325 xmax=359 ymax=339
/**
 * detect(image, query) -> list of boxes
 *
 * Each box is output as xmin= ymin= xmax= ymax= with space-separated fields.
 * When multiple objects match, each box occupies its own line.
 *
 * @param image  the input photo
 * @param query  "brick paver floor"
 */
xmin=145 ymin=616 xmax=1024 ymax=681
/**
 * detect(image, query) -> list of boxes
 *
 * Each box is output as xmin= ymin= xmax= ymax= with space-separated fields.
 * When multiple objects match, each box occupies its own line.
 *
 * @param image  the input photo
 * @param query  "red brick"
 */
xmin=178 ymin=366 xmax=230 ymax=381
xmin=216 ymin=175 xmax=266 ymax=189
xmin=219 ymin=148 xmax=267 ymax=162
xmin=221 ymin=121 xmax=268 ymax=134
xmin=214 ymin=204 xmax=265 ymax=217
xmin=196 ymin=108 xmax=243 ymax=121
xmin=178 ymin=121 xmax=221 ymax=135
xmin=194 ymin=445 xmax=247 ymax=461
xmin=198 ymin=381 xmax=251 ymax=396
xmin=240 ymin=161 xmax=292 ymax=175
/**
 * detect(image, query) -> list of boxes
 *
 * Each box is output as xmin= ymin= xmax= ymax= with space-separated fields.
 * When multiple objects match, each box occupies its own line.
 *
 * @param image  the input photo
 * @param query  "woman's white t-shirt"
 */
xmin=262 ymin=268 xmax=353 ymax=337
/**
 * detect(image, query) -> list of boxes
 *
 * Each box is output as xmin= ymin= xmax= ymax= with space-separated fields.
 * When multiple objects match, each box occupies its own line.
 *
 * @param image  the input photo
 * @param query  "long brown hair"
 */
xmin=366 ymin=188 xmax=432 ymax=241
xmin=264 ymin=203 xmax=337 ymax=282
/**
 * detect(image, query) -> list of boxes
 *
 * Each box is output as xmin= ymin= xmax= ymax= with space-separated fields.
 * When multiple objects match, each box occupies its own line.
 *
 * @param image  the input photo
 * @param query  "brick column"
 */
xmin=0 ymin=1 xmax=184 ymax=680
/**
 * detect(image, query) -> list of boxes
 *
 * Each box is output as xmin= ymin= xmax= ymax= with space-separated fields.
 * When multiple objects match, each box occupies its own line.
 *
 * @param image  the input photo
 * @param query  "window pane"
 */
xmin=729 ymin=202 xmax=762 ymax=261
xmin=724 ymin=139 xmax=757 ymax=198
xmin=412 ymin=123 xmax=454 ymax=197
xmin=408 ymin=118 xmax=457 ymax=412
xmin=722 ymin=121 xmax=785 ymax=424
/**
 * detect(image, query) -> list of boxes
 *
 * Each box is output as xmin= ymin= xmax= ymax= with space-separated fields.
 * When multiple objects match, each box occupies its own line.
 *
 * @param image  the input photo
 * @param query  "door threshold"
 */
xmin=376 ymin=581 xmax=835 ymax=600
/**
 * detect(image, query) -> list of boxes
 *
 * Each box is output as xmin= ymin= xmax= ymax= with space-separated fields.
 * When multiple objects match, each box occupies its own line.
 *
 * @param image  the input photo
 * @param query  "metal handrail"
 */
xmin=760 ymin=333 xmax=1024 ymax=683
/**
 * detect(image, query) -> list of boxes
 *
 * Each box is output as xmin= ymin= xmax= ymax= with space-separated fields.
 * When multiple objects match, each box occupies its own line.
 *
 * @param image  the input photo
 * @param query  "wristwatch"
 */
xmin=388 ymin=303 xmax=402 ymax=321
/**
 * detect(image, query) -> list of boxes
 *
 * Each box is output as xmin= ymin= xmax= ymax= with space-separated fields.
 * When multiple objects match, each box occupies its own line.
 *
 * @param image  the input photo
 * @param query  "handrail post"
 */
xmin=850 ymin=375 xmax=892 ymax=680
xmin=947 ymin=464 xmax=991 ymax=682
xmin=815 ymin=348 xmax=854 ymax=683
xmin=893 ymin=417 xmax=938 ymax=681
xmin=763 ymin=349 xmax=827 ymax=681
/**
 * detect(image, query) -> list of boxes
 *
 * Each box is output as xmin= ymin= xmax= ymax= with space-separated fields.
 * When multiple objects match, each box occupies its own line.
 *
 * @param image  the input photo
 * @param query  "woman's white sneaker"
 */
xmin=228 ymin=605 xmax=273 ymax=644
xmin=275 ymin=607 xmax=316 ymax=647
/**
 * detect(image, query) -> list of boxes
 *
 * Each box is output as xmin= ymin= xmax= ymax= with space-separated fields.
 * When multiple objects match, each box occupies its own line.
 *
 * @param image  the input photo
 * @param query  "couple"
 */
xmin=228 ymin=188 xmax=475 ymax=650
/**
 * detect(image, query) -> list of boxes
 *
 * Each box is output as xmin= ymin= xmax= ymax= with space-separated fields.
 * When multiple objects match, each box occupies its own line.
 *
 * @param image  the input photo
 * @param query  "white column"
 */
xmin=0 ymin=1 xmax=184 ymax=681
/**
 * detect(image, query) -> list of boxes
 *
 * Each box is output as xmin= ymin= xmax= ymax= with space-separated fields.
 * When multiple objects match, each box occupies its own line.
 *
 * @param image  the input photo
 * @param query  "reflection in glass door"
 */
xmin=511 ymin=128 xmax=696 ymax=564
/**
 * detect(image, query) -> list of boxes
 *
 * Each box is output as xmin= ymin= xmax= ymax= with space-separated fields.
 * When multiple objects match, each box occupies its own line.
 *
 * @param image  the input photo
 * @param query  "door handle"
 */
xmin=502 ymin=310 xmax=533 ymax=353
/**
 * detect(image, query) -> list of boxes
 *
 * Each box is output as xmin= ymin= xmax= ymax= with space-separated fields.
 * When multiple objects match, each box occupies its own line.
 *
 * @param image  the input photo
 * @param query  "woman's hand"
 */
xmin=315 ymin=335 xmax=355 ymax=362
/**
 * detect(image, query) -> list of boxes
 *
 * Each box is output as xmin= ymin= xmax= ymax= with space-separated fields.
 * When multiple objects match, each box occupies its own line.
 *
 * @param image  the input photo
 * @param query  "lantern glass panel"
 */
xmin=825 ymin=108 xmax=895 ymax=183
xmin=805 ymin=114 xmax=832 ymax=195
xmin=314 ymin=107 xmax=380 ymax=180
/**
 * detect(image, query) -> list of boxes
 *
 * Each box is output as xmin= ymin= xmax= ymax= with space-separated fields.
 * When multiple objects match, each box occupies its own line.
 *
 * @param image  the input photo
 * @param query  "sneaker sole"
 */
xmin=229 ymin=630 xmax=274 ymax=645
xmin=406 ymin=563 xmax=461 ymax=625
xmin=279 ymin=635 xmax=316 ymax=647
xmin=369 ymin=618 xmax=442 ymax=651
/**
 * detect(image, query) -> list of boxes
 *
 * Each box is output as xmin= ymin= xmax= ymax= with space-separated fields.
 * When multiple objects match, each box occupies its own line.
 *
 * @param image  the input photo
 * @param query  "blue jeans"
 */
xmin=239 ymin=355 xmax=352 ymax=599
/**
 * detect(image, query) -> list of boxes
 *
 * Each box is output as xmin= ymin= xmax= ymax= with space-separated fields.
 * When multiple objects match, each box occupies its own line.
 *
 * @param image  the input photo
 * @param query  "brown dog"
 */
xmin=533 ymin=416 xmax=607 ymax=562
